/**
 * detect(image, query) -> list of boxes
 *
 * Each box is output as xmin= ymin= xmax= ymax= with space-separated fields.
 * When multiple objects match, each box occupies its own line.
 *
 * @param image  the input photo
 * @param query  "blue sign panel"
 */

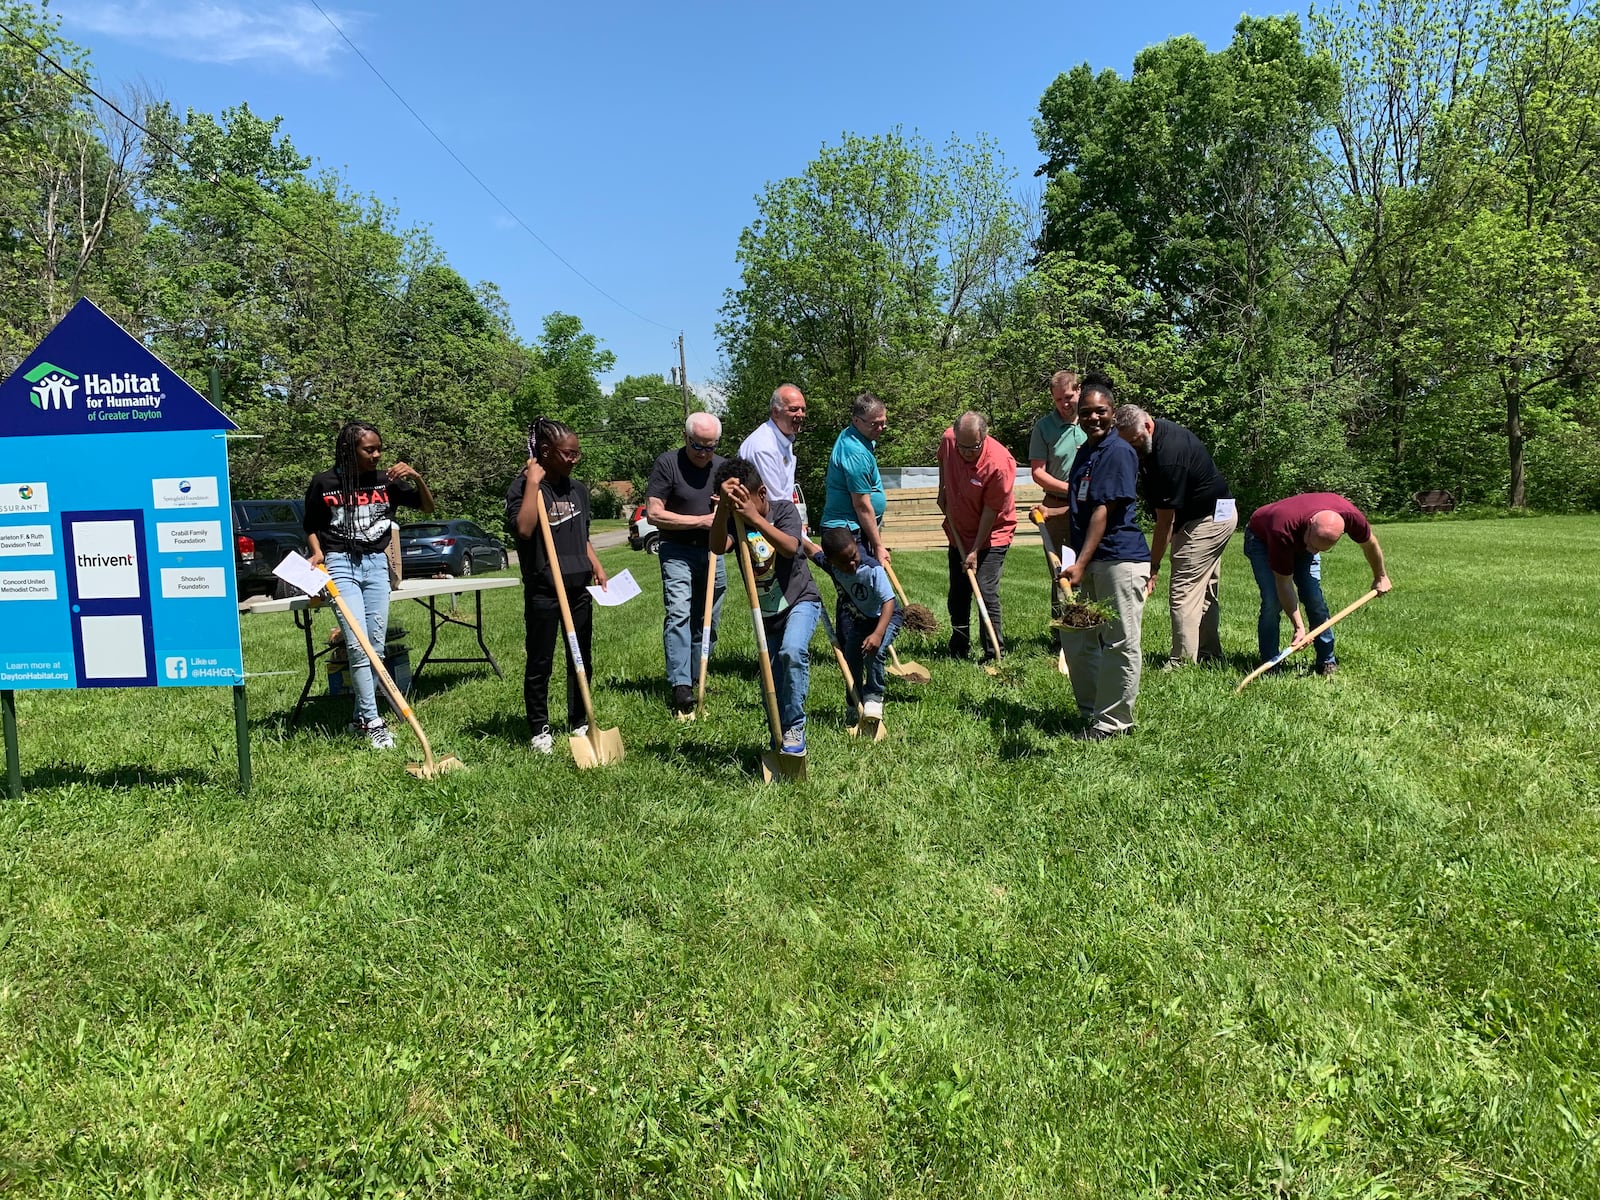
xmin=0 ymin=299 xmax=244 ymax=689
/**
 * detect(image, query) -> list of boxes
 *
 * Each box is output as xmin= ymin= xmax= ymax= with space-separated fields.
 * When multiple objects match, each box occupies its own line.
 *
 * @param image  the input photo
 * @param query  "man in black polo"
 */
xmin=1114 ymin=405 xmax=1236 ymax=665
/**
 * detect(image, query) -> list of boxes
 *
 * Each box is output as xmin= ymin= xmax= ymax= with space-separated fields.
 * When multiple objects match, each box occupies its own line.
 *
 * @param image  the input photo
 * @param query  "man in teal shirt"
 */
xmin=821 ymin=392 xmax=891 ymax=565
xmin=1030 ymin=369 xmax=1086 ymax=618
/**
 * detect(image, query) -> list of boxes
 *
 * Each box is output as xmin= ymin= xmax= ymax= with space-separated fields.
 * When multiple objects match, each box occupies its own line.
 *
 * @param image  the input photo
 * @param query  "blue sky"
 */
xmin=51 ymin=0 xmax=1274 ymax=393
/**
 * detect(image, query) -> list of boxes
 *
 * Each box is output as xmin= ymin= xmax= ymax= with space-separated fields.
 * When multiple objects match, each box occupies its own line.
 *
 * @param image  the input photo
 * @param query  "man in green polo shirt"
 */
xmin=1029 ymin=369 xmax=1087 ymax=618
xmin=821 ymin=392 xmax=890 ymax=565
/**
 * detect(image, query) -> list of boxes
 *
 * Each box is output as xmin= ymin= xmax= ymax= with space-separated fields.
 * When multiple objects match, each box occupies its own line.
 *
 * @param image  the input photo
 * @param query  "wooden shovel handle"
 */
xmin=695 ymin=497 xmax=728 ymax=714
xmin=815 ymin=603 xmax=862 ymax=708
xmin=948 ymin=524 xmax=1003 ymax=663
xmin=732 ymin=513 xmax=787 ymax=747
xmin=324 ymin=578 xmax=435 ymax=767
xmin=1234 ymin=588 xmax=1381 ymax=694
xmin=883 ymin=560 xmax=912 ymax=609
xmin=533 ymin=489 xmax=601 ymax=730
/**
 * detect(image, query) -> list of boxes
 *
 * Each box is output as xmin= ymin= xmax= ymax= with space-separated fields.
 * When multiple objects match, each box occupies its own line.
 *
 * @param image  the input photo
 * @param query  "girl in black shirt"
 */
xmin=505 ymin=418 xmax=608 ymax=753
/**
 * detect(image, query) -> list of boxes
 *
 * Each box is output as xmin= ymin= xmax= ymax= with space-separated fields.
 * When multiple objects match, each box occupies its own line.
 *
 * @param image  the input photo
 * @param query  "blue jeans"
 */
xmin=1243 ymin=530 xmax=1333 ymax=666
xmin=327 ymin=549 xmax=391 ymax=724
xmin=767 ymin=599 xmax=820 ymax=734
xmin=659 ymin=541 xmax=726 ymax=688
xmin=836 ymin=602 xmax=902 ymax=704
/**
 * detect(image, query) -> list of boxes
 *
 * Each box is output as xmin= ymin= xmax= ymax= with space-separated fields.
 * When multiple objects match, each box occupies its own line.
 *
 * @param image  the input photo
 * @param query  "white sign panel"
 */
xmin=70 ymin=519 xmax=141 ymax=599
xmin=0 ymin=525 xmax=53 ymax=557
xmin=152 ymin=476 xmax=219 ymax=509
xmin=0 ymin=481 xmax=49 ymax=515
xmin=156 ymin=520 xmax=223 ymax=553
xmin=0 ymin=570 xmax=57 ymax=600
xmin=79 ymin=614 xmax=148 ymax=679
xmin=160 ymin=567 xmax=227 ymax=598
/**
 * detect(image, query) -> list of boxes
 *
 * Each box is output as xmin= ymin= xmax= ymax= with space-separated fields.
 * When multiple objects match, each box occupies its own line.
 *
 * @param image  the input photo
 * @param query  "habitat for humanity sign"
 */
xmin=0 ymin=298 xmax=244 ymax=689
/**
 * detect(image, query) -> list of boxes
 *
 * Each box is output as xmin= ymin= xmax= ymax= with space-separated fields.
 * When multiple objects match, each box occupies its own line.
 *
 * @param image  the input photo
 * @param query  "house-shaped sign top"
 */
xmin=0 ymin=298 xmax=237 ymax=437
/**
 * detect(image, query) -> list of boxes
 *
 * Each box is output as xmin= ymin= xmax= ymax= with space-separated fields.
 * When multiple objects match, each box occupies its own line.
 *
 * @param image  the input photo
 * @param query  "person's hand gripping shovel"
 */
xmin=533 ymin=490 xmax=624 ymax=767
xmin=272 ymin=551 xmax=465 ymax=780
xmin=691 ymin=496 xmax=731 ymax=722
xmin=731 ymin=511 xmax=806 ymax=783
xmin=1234 ymin=589 xmax=1381 ymax=695
xmin=817 ymin=603 xmax=884 ymax=742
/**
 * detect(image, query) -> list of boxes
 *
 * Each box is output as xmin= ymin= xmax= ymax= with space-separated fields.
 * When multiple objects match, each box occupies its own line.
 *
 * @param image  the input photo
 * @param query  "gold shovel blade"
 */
xmin=760 ymin=750 xmax=807 ymax=783
xmin=405 ymin=754 xmax=467 ymax=780
xmin=569 ymin=727 xmax=625 ymax=769
xmin=860 ymin=717 xmax=887 ymax=742
xmin=888 ymin=660 xmax=931 ymax=684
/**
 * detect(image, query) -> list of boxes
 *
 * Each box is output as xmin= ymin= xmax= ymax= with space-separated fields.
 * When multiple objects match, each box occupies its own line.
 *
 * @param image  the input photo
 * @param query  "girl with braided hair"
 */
xmin=303 ymin=420 xmax=434 ymax=749
xmin=505 ymin=417 xmax=608 ymax=754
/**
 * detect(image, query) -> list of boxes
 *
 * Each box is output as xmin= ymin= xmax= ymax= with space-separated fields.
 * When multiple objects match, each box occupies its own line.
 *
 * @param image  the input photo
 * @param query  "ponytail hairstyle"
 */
xmin=333 ymin=420 xmax=382 ymax=505
xmin=527 ymin=416 xmax=576 ymax=465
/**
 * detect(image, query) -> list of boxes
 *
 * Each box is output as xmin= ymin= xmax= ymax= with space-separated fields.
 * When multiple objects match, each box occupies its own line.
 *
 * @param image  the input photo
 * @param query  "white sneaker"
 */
xmin=364 ymin=719 xmax=395 ymax=750
xmin=862 ymin=699 xmax=884 ymax=720
xmin=530 ymin=728 xmax=554 ymax=754
xmin=572 ymin=724 xmax=589 ymax=739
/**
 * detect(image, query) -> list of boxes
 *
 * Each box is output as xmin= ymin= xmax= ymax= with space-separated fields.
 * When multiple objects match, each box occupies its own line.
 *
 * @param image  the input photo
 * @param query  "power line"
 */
xmin=306 ymin=0 xmax=677 ymax=334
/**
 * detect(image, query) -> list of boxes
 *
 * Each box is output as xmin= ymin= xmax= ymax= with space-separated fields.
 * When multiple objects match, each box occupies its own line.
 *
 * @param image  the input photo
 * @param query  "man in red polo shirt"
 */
xmin=1243 ymin=492 xmax=1392 ymax=675
xmin=937 ymin=410 xmax=1017 ymax=659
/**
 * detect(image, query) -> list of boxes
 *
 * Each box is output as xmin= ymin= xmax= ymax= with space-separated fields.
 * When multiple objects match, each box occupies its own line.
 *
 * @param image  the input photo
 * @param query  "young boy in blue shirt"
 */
xmin=812 ymin=526 xmax=901 ymax=724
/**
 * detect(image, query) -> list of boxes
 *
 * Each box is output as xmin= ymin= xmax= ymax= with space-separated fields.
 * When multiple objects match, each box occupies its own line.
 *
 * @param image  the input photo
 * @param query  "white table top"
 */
xmin=239 ymin=573 xmax=519 ymax=615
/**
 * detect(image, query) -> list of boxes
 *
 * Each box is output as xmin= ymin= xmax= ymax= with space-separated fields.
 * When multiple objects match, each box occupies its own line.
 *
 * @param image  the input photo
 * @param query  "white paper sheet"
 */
xmin=588 ymin=567 xmax=640 ymax=607
xmin=271 ymin=550 xmax=332 ymax=598
xmin=1214 ymin=498 xmax=1238 ymax=522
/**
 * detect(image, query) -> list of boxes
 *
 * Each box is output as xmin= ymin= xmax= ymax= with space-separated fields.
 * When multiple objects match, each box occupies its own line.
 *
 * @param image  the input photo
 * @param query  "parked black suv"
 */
xmin=233 ymin=499 xmax=310 ymax=596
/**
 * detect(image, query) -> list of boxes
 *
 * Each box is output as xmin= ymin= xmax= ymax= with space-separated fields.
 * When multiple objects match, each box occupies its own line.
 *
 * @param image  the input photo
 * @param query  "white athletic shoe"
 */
xmin=530 ymin=728 xmax=554 ymax=754
xmin=363 ymin=719 xmax=395 ymax=750
xmin=572 ymin=724 xmax=589 ymax=739
xmin=862 ymin=699 xmax=885 ymax=721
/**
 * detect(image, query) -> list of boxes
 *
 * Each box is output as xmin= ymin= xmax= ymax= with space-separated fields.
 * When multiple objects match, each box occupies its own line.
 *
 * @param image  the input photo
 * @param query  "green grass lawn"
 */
xmin=3 ymin=517 xmax=1598 ymax=1197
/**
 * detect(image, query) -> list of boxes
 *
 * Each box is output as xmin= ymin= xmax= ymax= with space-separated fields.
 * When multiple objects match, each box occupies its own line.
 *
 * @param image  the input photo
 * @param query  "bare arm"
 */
xmin=512 ymin=461 xmax=544 ymax=541
xmin=1030 ymin=459 xmax=1071 ymax=496
xmin=586 ymin=541 xmax=607 ymax=588
xmin=646 ymin=495 xmax=715 ymax=534
xmin=1275 ymin=572 xmax=1309 ymax=643
xmin=387 ymin=462 xmax=433 ymax=514
xmin=851 ymin=491 xmax=889 ymax=564
xmin=1146 ymin=508 xmax=1176 ymax=596
xmin=1360 ymin=531 xmax=1391 ymax=593
xmin=964 ymin=505 xmax=1000 ymax=571
xmin=306 ymin=531 xmax=324 ymax=568
xmin=1063 ymin=504 xmax=1110 ymax=586
xmin=861 ymin=595 xmax=897 ymax=654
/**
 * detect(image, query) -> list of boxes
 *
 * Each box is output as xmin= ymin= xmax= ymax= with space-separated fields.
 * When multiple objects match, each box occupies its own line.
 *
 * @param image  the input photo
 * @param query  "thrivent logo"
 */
xmin=24 ymin=362 xmax=79 ymax=410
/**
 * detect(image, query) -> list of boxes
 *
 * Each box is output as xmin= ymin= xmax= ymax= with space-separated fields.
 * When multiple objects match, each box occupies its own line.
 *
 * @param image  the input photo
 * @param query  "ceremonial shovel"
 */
xmin=1234 ymin=589 xmax=1381 ymax=694
xmin=272 ymin=552 xmax=465 ymax=780
xmin=692 ymin=497 xmax=730 ymax=721
xmin=947 ymin=525 xmax=1004 ymax=676
xmin=534 ymin=490 xmax=624 ymax=767
xmin=1028 ymin=505 xmax=1071 ymax=674
xmin=817 ymin=604 xmax=884 ymax=742
xmin=880 ymin=561 xmax=932 ymax=684
xmin=732 ymin=513 xmax=806 ymax=782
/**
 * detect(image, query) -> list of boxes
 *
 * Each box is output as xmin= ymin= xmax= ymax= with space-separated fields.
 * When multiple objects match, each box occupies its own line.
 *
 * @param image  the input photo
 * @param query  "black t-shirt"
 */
xmin=505 ymin=472 xmax=591 ymax=589
xmin=647 ymin=448 xmax=725 ymax=548
xmin=303 ymin=468 xmax=421 ymax=554
xmin=1144 ymin=419 xmax=1231 ymax=522
xmin=737 ymin=498 xmax=819 ymax=624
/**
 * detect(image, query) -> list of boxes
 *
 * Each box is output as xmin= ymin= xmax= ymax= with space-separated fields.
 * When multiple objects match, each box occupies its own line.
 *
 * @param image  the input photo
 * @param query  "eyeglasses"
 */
xmin=688 ymin=439 xmax=718 ymax=452
xmin=956 ymin=440 xmax=983 ymax=453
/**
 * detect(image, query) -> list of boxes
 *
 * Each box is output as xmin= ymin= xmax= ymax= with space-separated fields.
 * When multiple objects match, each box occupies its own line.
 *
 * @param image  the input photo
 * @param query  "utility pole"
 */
xmin=677 ymin=332 xmax=692 ymax=419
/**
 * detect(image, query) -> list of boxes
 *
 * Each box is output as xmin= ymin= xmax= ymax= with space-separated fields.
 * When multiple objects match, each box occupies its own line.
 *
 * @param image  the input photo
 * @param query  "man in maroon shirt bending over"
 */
xmin=1242 ymin=493 xmax=1392 ymax=676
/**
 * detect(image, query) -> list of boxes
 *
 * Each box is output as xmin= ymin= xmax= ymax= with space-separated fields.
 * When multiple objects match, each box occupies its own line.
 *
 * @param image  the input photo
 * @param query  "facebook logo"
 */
xmin=164 ymin=656 xmax=187 ymax=680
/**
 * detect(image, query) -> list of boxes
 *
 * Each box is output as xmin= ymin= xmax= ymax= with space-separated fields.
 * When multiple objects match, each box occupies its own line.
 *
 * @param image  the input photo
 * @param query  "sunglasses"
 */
xmin=956 ymin=441 xmax=983 ymax=452
xmin=688 ymin=439 xmax=719 ymax=452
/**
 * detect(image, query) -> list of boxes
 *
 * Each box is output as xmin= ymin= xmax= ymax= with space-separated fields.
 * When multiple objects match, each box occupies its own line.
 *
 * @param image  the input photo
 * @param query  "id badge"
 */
xmin=1077 ymin=476 xmax=1090 ymax=501
xmin=1213 ymin=498 xmax=1237 ymax=522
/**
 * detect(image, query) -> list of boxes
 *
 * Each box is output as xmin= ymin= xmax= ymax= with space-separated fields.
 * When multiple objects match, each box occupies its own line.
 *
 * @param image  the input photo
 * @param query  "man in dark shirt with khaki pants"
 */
xmin=1114 ymin=405 xmax=1237 ymax=666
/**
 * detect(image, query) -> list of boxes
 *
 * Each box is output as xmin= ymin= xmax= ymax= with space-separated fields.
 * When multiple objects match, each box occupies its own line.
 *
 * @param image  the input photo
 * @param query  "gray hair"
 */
xmin=1113 ymin=404 xmax=1151 ymax=432
xmin=851 ymin=391 xmax=885 ymax=422
xmin=686 ymin=411 xmax=722 ymax=440
xmin=770 ymin=384 xmax=804 ymax=413
xmin=956 ymin=410 xmax=988 ymax=440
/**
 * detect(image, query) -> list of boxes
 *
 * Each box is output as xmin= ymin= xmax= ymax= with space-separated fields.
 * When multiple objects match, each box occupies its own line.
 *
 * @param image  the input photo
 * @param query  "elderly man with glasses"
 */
xmin=646 ymin=411 xmax=728 ymax=717
xmin=936 ymin=410 xmax=1017 ymax=661
xmin=821 ymin=391 xmax=891 ymax=566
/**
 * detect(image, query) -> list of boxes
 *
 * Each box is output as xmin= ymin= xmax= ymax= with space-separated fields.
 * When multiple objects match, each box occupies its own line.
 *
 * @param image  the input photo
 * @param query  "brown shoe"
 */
xmin=1315 ymin=661 xmax=1338 ymax=677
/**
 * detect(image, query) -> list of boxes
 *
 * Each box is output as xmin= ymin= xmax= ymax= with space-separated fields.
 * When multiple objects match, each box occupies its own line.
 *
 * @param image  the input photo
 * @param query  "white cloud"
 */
xmin=56 ymin=2 xmax=357 ymax=71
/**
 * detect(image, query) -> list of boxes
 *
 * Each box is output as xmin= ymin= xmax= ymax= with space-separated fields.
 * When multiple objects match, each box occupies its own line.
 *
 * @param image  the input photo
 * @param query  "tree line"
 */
xmin=0 ymin=2 xmax=679 ymax=526
xmin=719 ymin=0 xmax=1600 ymax=515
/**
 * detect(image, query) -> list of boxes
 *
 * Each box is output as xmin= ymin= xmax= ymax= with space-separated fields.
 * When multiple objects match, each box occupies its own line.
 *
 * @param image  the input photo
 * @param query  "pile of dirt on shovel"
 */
xmin=1054 ymin=602 xmax=1111 ymax=629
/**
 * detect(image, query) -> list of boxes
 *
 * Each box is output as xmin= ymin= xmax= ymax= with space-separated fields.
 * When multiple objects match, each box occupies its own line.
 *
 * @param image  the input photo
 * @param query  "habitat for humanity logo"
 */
xmin=24 ymin=362 xmax=79 ymax=410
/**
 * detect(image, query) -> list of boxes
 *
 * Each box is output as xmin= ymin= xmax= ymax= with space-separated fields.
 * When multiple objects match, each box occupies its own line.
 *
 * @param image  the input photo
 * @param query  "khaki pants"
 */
xmin=1042 ymin=509 xmax=1072 ymax=620
xmin=1061 ymin=559 xmax=1148 ymax=734
xmin=1166 ymin=509 xmax=1237 ymax=663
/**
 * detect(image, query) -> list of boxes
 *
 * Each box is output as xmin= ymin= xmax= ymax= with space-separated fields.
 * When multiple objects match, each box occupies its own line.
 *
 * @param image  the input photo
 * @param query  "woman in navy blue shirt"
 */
xmin=1060 ymin=374 xmax=1150 ymax=740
